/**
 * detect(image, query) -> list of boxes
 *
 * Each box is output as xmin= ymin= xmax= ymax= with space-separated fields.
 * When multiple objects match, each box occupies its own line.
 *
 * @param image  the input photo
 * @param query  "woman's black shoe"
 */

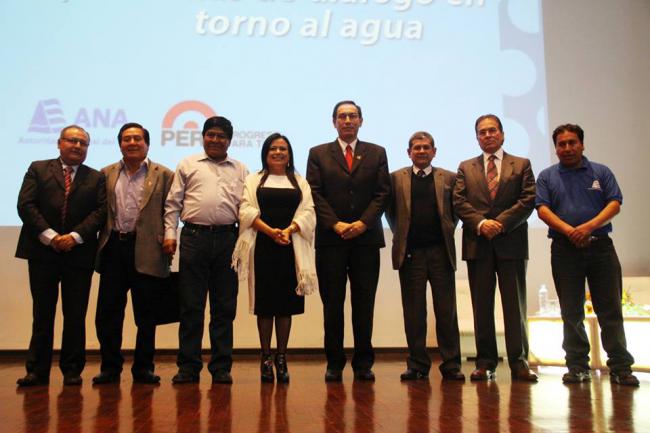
xmin=275 ymin=353 xmax=290 ymax=383
xmin=261 ymin=353 xmax=274 ymax=383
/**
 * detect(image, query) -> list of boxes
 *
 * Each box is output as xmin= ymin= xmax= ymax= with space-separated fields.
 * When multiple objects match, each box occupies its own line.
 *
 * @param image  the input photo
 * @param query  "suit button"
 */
xmin=349 ymin=190 xmax=354 ymax=195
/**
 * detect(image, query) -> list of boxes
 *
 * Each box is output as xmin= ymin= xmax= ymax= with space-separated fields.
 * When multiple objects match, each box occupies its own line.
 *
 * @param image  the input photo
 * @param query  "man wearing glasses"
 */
xmin=306 ymin=101 xmax=391 ymax=382
xmin=453 ymin=114 xmax=538 ymax=382
xmin=164 ymin=116 xmax=248 ymax=384
xmin=16 ymin=125 xmax=106 ymax=386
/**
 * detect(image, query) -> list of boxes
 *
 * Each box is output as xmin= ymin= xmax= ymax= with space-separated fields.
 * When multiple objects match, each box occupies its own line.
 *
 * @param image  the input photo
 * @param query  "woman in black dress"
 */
xmin=233 ymin=133 xmax=317 ymax=383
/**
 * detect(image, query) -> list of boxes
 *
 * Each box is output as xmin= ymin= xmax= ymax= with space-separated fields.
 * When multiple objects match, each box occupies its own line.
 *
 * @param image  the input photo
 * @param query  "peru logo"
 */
xmin=28 ymin=99 xmax=66 ymax=134
xmin=161 ymin=100 xmax=217 ymax=146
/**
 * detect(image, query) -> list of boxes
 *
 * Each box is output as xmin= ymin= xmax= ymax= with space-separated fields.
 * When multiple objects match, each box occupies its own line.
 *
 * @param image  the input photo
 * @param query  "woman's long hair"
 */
xmin=258 ymin=132 xmax=302 ymax=200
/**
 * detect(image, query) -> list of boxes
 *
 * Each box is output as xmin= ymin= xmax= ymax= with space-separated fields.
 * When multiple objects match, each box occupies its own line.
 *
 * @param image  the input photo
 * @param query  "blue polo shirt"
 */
xmin=535 ymin=157 xmax=622 ymax=239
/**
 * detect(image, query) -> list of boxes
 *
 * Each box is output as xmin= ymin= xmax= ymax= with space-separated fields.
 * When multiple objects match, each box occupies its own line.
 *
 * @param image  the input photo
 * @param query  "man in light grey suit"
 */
xmin=453 ymin=114 xmax=538 ymax=382
xmin=93 ymin=123 xmax=174 ymax=384
xmin=386 ymin=131 xmax=464 ymax=381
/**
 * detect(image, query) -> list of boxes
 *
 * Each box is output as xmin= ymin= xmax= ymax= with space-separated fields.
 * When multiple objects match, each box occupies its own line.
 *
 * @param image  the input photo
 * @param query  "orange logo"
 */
xmin=161 ymin=100 xmax=217 ymax=146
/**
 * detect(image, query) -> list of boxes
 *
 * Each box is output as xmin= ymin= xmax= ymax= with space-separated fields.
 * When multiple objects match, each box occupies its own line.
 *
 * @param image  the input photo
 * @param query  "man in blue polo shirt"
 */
xmin=536 ymin=123 xmax=638 ymax=386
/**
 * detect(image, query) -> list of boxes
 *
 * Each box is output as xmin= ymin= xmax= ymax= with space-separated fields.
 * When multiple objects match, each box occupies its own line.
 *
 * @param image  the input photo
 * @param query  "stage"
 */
xmin=3 ymin=353 xmax=649 ymax=433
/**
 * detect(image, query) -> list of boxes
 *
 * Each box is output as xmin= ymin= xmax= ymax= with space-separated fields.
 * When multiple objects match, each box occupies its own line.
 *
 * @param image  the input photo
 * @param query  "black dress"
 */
xmin=254 ymin=186 xmax=304 ymax=316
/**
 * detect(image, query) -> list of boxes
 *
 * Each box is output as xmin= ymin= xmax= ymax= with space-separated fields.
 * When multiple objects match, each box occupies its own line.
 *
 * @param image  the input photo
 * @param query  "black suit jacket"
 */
xmin=16 ymin=158 xmax=107 ymax=270
xmin=306 ymin=140 xmax=390 ymax=248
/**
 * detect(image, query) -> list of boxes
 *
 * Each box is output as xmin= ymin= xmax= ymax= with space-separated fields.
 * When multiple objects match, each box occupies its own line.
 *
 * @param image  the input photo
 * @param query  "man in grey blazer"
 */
xmin=93 ymin=123 xmax=174 ymax=384
xmin=386 ymin=131 xmax=464 ymax=381
xmin=453 ymin=114 xmax=538 ymax=382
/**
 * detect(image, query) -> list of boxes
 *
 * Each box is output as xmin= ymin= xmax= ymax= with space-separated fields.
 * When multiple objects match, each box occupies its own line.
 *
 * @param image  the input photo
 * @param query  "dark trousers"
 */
xmin=26 ymin=258 xmax=93 ymax=378
xmin=95 ymin=234 xmax=159 ymax=375
xmin=398 ymin=244 xmax=461 ymax=374
xmin=551 ymin=236 xmax=634 ymax=372
xmin=467 ymin=252 xmax=529 ymax=371
xmin=177 ymin=225 xmax=238 ymax=375
xmin=316 ymin=244 xmax=380 ymax=371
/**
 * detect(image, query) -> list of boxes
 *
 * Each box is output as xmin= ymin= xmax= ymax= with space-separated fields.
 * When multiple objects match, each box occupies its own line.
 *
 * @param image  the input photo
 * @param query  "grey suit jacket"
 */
xmin=386 ymin=166 xmax=458 ymax=270
xmin=96 ymin=160 xmax=174 ymax=278
xmin=453 ymin=152 xmax=535 ymax=261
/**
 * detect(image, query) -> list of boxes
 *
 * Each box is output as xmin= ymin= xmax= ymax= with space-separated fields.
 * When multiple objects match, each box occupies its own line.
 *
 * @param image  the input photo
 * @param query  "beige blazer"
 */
xmin=96 ymin=160 xmax=174 ymax=278
xmin=386 ymin=166 xmax=458 ymax=271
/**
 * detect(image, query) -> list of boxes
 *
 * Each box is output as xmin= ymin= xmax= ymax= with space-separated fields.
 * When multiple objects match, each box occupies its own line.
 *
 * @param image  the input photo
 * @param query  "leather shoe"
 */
xmin=610 ymin=370 xmax=640 ymax=387
xmin=470 ymin=367 xmax=496 ymax=381
xmin=133 ymin=371 xmax=161 ymax=384
xmin=562 ymin=368 xmax=591 ymax=384
xmin=92 ymin=371 xmax=120 ymax=385
xmin=325 ymin=369 xmax=343 ymax=382
xmin=354 ymin=369 xmax=375 ymax=381
xmin=212 ymin=371 xmax=233 ymax=384
xmin=172 ymin=371 xmax=199 ymax=384
xmin=63 ymin=373 xmax=83 ymax=386
xmin=442 ymin=369 xmax=466 ymax=381
xmin=17 ymin=373 xmax=49 ymax=387
xmin=400 ymin=368 xmax=428 ymax=381
xmin=511 ymin=368 xmax=538 ymax=382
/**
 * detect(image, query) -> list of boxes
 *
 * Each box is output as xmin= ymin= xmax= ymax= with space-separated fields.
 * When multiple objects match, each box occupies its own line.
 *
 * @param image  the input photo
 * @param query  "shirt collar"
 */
xmin=338 ymin=138 xmax=358 ymax=153
xmin=482 ymin=147 xmax=504 ymax=162
xmin=200 ymin=152 xmax=234 ymax=165
xmin=59 ymin=159 xmax=79 ymax=173
xmin=120 ymin=158 xmax=149 ymax=171
xmin=411 ymin=165 xmax=433 ymax=176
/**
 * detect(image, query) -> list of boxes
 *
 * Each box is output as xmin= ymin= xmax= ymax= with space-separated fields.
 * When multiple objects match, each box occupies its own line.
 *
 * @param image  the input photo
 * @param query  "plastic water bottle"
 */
xmin=538 ymin=284 xmax=548 ymax=315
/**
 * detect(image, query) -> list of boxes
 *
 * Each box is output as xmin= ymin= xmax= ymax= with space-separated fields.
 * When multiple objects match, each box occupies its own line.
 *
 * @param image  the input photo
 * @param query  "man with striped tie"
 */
xmin=15 ymin=125 xmax=106 ymax=386
xmin=453 ymin=114 xmax=538 ymax=382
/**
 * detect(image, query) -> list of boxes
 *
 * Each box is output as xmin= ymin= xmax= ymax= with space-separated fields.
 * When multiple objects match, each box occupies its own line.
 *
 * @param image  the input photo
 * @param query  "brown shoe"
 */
xmin=511 ymin=368 xmax=538 ymax=382
xmin=470 ymin=367 xmax=496 ymax=381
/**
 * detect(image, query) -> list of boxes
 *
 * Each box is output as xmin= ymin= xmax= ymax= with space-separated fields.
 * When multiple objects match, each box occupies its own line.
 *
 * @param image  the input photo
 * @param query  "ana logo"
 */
xmin=161 ymin=100 xmax=217 ymax=147
xmin=26 ymin=99 xmax=128 ymax=134
xmin=28 ymin=99 xmax=66 ymax=134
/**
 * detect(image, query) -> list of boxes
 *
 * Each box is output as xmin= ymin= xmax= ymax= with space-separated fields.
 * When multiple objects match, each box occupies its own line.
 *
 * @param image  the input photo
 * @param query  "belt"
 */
xmin=183 ymin=222 xmax=237 ymax=233
xmin=111 ymin=230 xmax=136 ymax=241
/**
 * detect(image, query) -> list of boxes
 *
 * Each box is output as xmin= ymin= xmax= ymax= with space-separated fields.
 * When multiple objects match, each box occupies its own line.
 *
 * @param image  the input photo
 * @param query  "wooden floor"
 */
xmin=2 ymin=354 xmax=649 ymax=433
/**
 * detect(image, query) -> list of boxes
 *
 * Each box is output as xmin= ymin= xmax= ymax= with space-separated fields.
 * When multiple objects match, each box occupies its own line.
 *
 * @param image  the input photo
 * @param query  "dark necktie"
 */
xmin=62 ymin=166 xmax=72 ymax=225
xmin=345 ymin=145 xmax=353 ymax=171
xmin=416 ymin=169 xmax=426 ymax=178
xmin=486 ymin=154 xmax=498 ymax=199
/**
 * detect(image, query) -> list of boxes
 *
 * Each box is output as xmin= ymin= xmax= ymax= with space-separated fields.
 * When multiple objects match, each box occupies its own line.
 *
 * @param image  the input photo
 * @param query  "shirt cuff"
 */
xmin=164 ymin=228 xmax=178 ymax=240
xmin=477 ymin=219 xmax=487 ymax=236
xmin=38 ymin=229 xmax=58 ymax=246
xmin=70 ymin=232 xmax=83 ymax=244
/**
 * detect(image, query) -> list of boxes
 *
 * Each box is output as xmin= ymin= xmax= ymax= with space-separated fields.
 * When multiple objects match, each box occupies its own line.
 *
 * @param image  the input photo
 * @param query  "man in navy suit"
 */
xmin=306 ymin=101 xmax=391 ymax=382
xmin=16 ymin=125 xmax=106 ymax=386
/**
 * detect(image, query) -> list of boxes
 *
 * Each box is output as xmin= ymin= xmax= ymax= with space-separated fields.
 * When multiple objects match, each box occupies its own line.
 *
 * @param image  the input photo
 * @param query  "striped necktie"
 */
xmin=61 ymin=166 xmax=72 ymax=225
xmin=486 ymin=155 xmax=498 ymax=199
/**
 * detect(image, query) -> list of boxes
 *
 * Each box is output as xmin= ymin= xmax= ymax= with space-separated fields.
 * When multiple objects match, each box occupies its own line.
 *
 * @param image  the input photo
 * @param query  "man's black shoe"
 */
xmin=562 ymin=368 xmax=591 ymax=384
xmin=17 ymin=373 xmax=49 ymax=387
xmin=92 ymin=371 xmax=120 ymax=385
xmin=133 ymin=371 xmax=161 ymax=384
xmin=610 ymin=370 xmax=640 ymax=387
xmin=63 ymin=373 xmax=83 ymax=386
xmin=172 ymin=371 xmax=199 ymax=384
xmin=442 ymin=369 xmax=466 ymax=381
xmin=212 ymin=371 xmax=233 ymax=384
xmin=325 ymin=369 xmax=343 ymax=382
xmin=354 ymin=369 xmax=375 ymax=381
xmin=400 ymin=368 xmax=428 ymax=381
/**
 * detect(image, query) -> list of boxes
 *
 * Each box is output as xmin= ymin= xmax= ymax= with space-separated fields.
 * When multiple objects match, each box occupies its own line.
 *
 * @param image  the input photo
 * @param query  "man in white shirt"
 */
xmin=164 ymin=116 xmax=249 ymax=384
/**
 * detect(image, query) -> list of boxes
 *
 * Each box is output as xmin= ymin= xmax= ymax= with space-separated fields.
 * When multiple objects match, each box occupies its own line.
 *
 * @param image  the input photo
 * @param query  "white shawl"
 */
xmin=231 ymin=172 xmax=318 ymax=313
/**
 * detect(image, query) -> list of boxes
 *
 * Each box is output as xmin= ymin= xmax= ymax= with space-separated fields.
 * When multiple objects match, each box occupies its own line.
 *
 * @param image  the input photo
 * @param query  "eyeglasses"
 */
xmin=60 ymin=137 xmax=89 ymax=146
xmin=477 ymin=127 xmax=500 ymax=137
xmin=336 ymin=113 xmax=360 ymax=121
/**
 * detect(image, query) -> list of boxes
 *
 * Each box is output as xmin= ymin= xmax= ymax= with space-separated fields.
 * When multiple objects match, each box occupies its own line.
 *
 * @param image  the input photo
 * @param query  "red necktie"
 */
xmin=61 ymin=166 xmax=72 ymax=225
xmin=486 ymin=155 xmax=498 ymax=200
xmin=345 ymin=145 xmax=353 ymax=171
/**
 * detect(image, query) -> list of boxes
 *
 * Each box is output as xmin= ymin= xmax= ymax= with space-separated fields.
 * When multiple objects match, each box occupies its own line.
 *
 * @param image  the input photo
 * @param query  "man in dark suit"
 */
xmin=93 ymin=123 xmax=174 ymax=385
xmin=306 ymin=100 xmax=391 ymax=382
xmin=386 ymin=131 xmax=464 ymax=381
xmin=16 ymin=125 xmax=106 ymax=386
xmin=453 ymin=114 xmax=538 ymax=382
